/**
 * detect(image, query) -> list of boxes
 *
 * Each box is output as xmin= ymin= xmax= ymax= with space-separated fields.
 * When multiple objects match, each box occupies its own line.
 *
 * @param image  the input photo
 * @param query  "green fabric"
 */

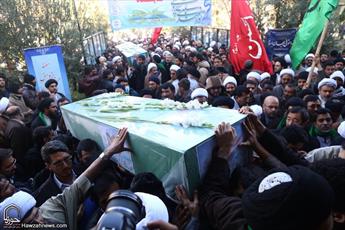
xmin=290 ymin=0 xmax=339 ymax=69
xmin=38 ymin=112 xmax=47 ymax=126
xmin=277 ymin=115 xmax=286 ymax=129
xmin=309 ymin=125 xmax=338 ymax=138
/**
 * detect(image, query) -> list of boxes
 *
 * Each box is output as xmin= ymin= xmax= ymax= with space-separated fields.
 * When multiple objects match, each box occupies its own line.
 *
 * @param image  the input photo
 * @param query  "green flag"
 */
xmin=290 ymin=0 xmax=339 ymax=69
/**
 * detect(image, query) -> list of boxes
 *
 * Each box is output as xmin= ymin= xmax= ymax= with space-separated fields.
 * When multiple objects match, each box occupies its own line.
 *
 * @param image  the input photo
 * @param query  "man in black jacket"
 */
xmin=33 ymin=140 xmax=76 ymax=206
xmin=129 ymin=54 xmax=147 ymax=92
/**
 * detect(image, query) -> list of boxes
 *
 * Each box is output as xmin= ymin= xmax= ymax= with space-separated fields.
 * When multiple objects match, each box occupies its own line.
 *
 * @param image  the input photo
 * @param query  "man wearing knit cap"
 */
xmin=330 ymin=71 xmax=345 ymax=98
xmin=205 ymin=76 xmax=224 ymax=104
xmin=223 ymin=76 xmax=237 ymax=96
xmin=45 ymin=79 xmax=65 ymax=103
xmin=318 ymin=78 xmax=337 ymax=107
xmin=273 ymin=68 xmax=294 ymax=98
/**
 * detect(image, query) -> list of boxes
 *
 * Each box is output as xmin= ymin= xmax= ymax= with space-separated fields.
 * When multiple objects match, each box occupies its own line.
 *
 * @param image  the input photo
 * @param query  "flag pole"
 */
xmin=305 ymin=20 xmax=330 ymax=88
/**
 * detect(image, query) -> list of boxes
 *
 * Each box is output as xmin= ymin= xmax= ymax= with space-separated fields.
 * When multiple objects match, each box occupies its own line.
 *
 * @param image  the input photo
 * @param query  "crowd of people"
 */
xmin=0 ymin=35 xmax=345 ymax=230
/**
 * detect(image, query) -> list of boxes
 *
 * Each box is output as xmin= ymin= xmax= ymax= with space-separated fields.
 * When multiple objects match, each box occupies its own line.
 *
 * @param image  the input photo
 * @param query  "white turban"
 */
xmin=306 ymin=67 xmax=319 ymax=74
xmin=318 ymin=78 xmax=337 ymax=89
xmin=207 ymin=47 xmax=213 ymax=52
xmin=185 ymin=46 xmax=192 ymax=51
xmin=247 ymin=72 xmax=261 ymax=82
xmin=280 ymin=68 xmax=295 ymax=78
xmin=147 ymin=63 xmax=157 ymax=72
xmin=155 ymin=47 xmax=163 ymax=53
xmin=0 ymin=191 xmax=36 ymax=226
xmin=305 ymin=53 xmax=315 ymax=60
xmin=223 ymin=76 xmax=237 ymax=87
xmin=112 ymin=56 xmax=122 ymax=63
xmin=170 ymin=65 xmax=180 ymax=72
xmin=173 ymin=44 xmax=180 ymax=50
xmin=284 ymin=54 xmax=291 ymax=64
xmin=190 ymin=47 xmax=197 ymax=53
xmin=175 ymin=41 xmax=181 ymax=47
xmin=182 ymin=40 xmax=190 ymax=46
xmin=337 ymin=121 xmax=345 ymax=138
xmin=330 ymin=70 xmax=345 ymax=83
xmin=135 ymin=192 xmax=169 ymax=230
xmin=0 ymin=97 xmax=9 ymax=113
xmin=163 ymin=51 xmax=173 ymax=58
xmin=99 ymin=56 xmax=107 ymax=62
xmin=250 ymin=105 xmax=263 ymax=116
xmin=260 ymin=72 xmax=271 ymax=82
xmin=191 ymin=88 xmax=208 ymax=99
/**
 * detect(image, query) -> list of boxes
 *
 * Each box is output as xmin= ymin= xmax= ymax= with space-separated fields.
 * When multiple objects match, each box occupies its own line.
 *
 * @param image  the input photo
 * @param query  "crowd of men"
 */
xmin=0 ymin=35 xmax=345 ymax=230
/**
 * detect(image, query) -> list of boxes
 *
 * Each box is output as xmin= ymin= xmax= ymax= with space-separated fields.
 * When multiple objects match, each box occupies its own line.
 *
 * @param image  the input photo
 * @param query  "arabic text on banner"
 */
xmin=107 ymin=0 xmax=212 ymax=30
xmin=265 ymin=29 xmax=297 ymax=59
xmin=24 ymin=45 xmax=72 ymax=101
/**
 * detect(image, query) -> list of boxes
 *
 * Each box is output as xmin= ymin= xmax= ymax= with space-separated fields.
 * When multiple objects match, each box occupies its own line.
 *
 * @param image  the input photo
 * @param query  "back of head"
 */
xmin=76 ymin=138 xmax=100 ymax=158
xmin=176 ymin=68 xmax=188 ymax=80
xmin=311 ymin=158 xmax=345 ymax=213
xmin=23 ymin=73 xmax=35 ymax=84
xmin=32 ymin=126 xmax=52 ymax=147
xmin=178 ymin=78 xmax=191 ymax=91
xmin=285 ymin=97 xmax=306 ymax=109
xmin=281 ymin=124 xmax=309 ymax=145
xmin=130 ymin=172 xmax=166 ymax=199
xmin=234 ymin=85 xmax=250 ymax=97
xmin=212 ymin=96 xmax=234 ymax=109
xmin=242 ymin=165 xmax=334 ymax=230
xmin=37 ymin=98 xmax=54 ymax=112
xmin=325 ymin=98 xmax=344 ymax=114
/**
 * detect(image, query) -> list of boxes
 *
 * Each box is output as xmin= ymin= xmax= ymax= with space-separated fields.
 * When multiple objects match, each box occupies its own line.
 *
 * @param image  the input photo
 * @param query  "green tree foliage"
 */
xmin=252 ymin=0 xmax=344 ymax=52
xmin=0 ymin=0 xmax=109 ymax=91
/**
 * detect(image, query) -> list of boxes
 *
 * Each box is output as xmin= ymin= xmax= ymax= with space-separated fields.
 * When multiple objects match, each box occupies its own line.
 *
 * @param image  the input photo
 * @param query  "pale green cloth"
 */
xmin=305 ymin=145 xmax=341 ymax=163
xmin=39 ymin=175 xmax=92 ymax=230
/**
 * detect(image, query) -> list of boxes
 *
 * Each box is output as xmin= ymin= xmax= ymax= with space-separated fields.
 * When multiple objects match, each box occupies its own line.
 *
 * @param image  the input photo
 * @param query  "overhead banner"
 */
xmin=107 ymin=0 xmax=212 ymax=30
xmin=265 ymin=28 xmax=297 ymax=59
xmin=24 ymin=45 xmax=71 ymax=101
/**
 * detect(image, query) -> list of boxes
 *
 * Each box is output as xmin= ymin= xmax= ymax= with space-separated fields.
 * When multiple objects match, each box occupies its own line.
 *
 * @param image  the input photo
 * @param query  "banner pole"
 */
xmin=305 ymin=20 xmax=329 ymax=88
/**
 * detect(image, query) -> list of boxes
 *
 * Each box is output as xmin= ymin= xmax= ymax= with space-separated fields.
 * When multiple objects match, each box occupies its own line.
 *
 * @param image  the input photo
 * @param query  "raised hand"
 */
xmin=103 ymin=128 xmax=128 ymax=156
xmin=175 ymin=185 xmax=199 ymax=218
xmin=215 ymin=122 xmax=237 ymax=160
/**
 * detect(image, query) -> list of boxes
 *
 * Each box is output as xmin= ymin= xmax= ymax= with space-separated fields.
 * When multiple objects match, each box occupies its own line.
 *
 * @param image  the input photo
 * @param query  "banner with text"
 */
xmin=107 ymin=0 xmax=212 ymax=30
xmin=265 ymin=28 xmax=297 ymax=59
xmin=24 ymin=45 xmax=71 ymax=101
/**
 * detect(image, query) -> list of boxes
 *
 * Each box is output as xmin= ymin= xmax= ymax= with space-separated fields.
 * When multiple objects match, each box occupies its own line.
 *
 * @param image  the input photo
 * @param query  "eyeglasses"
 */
xmin=51 ymin=155 xmax=72 ymax=167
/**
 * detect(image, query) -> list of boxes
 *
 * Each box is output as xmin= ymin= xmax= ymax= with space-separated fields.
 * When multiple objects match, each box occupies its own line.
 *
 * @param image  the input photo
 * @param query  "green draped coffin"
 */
xmin=61 ymin=94 xmax=245 ymax=195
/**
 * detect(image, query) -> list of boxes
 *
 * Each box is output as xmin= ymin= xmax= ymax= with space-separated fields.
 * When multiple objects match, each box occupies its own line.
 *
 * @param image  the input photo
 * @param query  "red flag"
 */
xmin=151 ymin=27 xmax=162 ymax=44
xmin=229 ymin=0 xmax=272 ymax=74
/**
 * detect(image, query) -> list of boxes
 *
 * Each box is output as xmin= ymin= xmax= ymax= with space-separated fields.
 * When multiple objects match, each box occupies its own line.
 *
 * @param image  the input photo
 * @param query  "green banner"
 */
xmin=290 ymin=0 xmax=339 ymax=69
